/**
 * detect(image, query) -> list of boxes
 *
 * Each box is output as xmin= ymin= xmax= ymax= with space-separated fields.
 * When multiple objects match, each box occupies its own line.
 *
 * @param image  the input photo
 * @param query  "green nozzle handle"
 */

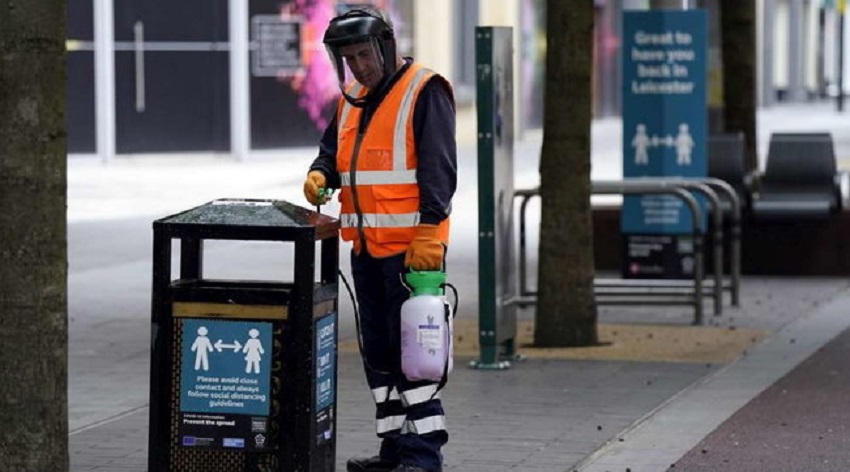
xmin=404 ymin=270 xmax=445 ymax=296
xmin=317 ymin=187 xmax=334 ymax=205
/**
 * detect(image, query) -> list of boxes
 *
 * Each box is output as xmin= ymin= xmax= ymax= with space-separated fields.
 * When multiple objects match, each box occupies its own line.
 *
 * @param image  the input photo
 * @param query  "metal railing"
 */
xmin=637 ymin=177 xmax=741 ymax=306
xmin=513 ymin=178 xmax=743 ymax=325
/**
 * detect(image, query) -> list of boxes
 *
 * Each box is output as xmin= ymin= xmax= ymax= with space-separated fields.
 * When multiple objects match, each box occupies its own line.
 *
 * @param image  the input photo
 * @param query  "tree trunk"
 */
xmin=720 ymin=0 xmax=758 ymax=171
xmin=535 ymin=0 xmax=597 ymax=347
xmin=0 ymin=1 xmax=69 ymax=470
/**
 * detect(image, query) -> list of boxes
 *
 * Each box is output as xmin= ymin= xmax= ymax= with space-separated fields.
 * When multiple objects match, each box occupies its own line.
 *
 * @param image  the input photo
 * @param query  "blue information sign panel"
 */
xmin=315 ymin=314 xmax=336 ymax=411
xmin=621 ymin=10 xmax=708 ymax=234
xmin=178 ymin=318 xmax=273 ymax=450
xmin=314 ymin=313 xmax=336 ymax=446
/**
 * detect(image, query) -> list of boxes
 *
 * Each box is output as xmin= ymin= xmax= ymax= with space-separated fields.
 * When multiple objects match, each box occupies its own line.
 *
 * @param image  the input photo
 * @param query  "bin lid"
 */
xmin=155 ymin=199 xmax=339 ymax=239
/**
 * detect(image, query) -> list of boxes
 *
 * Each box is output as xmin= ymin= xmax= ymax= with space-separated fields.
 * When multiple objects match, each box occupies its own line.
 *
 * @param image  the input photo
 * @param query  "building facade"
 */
xmin=68 ymin=0 xmax=848 ymax=159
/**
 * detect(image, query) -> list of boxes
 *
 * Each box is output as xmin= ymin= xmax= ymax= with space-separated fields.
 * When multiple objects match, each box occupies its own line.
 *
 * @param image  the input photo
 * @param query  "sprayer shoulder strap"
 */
xmin=434 ymin=359 xmax=449 ymax=395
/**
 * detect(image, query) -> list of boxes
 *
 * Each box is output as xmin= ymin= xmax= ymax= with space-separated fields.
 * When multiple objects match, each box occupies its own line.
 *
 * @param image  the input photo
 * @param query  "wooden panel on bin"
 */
xmin=173 ymin=302 xmax=288 ymax=320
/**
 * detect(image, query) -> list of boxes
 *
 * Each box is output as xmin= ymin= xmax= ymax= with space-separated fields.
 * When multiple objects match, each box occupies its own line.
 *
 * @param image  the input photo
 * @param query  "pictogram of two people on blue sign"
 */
xmin=632 ymin=123 xmax=695 ymax=166
xmin=191 ymin=326 xmax=265 ymax=374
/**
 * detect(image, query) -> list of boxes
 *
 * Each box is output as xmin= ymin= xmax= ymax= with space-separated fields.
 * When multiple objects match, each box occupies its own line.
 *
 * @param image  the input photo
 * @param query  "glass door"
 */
xmin=114 ymin=0 xmax=229 ymax=153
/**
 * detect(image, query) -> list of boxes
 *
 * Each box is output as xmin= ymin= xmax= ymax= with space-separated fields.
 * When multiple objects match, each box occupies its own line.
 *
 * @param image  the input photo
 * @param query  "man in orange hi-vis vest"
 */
xmin=303 ymin=6 xmax=456 ymax=472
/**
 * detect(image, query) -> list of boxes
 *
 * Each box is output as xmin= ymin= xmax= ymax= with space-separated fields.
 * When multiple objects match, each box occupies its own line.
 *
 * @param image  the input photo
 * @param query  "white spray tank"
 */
xmin=400 ymin=270 xmax=454 ymax=382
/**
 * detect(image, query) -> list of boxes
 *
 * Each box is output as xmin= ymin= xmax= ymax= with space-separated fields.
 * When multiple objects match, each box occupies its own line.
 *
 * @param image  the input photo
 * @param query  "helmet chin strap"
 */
xmin=342 ymin=90 xmax=370 ymax=108
xmin=341 ymin=84 xmax=378 ymax=108
xmin=341 ymin=68 xmax=395 ymax=108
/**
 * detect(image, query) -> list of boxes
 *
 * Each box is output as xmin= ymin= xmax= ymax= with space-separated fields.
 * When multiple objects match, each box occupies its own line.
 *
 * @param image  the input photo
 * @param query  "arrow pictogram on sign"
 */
xmin=214 ymin=339 xmax=242 ymax=352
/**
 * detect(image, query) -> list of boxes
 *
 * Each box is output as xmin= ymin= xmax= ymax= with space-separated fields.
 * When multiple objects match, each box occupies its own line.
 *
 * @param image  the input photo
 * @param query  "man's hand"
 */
xmin=405 ymin=224 xmax=444 ymax=270
xmin=303 ymin=170 xmax=327 ymax=205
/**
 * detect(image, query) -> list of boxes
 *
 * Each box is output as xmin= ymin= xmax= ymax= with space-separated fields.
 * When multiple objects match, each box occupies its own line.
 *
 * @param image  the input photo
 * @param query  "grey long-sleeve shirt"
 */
xmin=309 ymin=59 xmax=457 ymax=225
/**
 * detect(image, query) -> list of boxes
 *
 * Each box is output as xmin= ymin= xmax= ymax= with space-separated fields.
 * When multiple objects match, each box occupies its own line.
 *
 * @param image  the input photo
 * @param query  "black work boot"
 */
xmin=390 ymin=465 xmax=432 ymax=472
xmin=346 ymin=456 xmax=397 ymax=472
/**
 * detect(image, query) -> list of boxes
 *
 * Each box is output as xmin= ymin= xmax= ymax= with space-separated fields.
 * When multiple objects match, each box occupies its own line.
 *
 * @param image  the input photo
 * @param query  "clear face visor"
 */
xmin=325 ymin=37 xmax=385 ymax=95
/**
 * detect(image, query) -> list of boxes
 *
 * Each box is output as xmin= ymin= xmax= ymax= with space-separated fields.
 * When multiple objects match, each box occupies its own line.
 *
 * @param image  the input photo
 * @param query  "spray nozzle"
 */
xmin=404 ymin=270 xmax=445 ymax=296
xmin=317 ymin=187 xmax=334 ymax=205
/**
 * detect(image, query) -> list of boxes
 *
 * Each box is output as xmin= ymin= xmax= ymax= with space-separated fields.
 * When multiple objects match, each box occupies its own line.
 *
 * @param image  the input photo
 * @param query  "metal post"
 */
xmin=148 ymin=225 xmax=172 ymax=471
xmin=229 ymin=0 xmax=251 ymax=160
xmin=518 ymin=193 xmax=533 ymax=297
xmin=761 ymin=0 xmax=776 ymax=107
xmin=700 ymin=178 xmax=741 ymax=307
xmin=839 ymin=0 xmax=846 ymax=112
xmin=789 ymin=0 xmax=805 ymax=102
xmin=93 ymin=0 xmax=115 ymax=162
xmin=179 ymin=238 xmax=204 ymax=280
xmin=640 ymin=179 xmax=723 ymax=315
xmin=473 ymin=26 xmax=515 ymax=370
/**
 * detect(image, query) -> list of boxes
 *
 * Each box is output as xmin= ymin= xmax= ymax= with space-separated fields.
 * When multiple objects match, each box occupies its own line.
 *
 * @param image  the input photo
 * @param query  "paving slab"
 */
xmin=71 ymin=351 xmax=709 ymax=471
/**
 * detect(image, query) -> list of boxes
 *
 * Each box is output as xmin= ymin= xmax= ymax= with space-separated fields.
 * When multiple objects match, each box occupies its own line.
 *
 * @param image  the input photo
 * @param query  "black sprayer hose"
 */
xmin=316 ymin=202 xmax=390 ymax=375
xmin=338 ymin=268 xmax=392 ymax=376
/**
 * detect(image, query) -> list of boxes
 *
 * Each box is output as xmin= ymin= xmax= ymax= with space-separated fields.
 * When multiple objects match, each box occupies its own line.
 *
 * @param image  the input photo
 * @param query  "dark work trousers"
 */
xmin=350 ymin=250 xmax=448 ymax=472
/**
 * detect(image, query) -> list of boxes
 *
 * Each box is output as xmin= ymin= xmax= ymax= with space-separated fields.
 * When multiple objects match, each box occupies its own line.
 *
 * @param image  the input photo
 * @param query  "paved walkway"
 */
xmin=67 ymin=102 xmax=850 ymax=471
xmin=69 ymin=275 xmax=850 ymax=471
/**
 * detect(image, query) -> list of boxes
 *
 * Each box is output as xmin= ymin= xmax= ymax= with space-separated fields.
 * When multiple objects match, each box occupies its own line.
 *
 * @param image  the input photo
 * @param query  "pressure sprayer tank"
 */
xmin=400 ymin=271 xmax=454 ymax=382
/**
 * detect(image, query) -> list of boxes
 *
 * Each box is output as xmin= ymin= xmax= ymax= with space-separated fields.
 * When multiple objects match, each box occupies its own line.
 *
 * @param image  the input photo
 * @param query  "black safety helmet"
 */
xmin=323 ymin=8 xmax=398 ymax=107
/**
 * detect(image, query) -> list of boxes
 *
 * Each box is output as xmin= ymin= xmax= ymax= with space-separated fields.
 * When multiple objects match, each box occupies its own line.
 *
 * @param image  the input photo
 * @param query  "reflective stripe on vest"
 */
xmin=339 ymin=83 xmax=364 ymax=133
xmin=393 ymin=67 xmax=430 ymax=170
xmin=339 ymin=169 xmax=417 ymax=186
xmin=340 ymin=212 xmax=420 ymax=229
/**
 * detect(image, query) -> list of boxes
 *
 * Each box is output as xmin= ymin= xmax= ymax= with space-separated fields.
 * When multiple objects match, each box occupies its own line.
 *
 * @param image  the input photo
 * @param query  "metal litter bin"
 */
xmin=148 ymin=199 xmax=339 ymax=472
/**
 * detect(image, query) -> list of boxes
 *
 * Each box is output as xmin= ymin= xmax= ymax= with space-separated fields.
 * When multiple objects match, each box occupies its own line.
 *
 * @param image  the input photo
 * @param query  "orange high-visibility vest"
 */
xmin=336 ymin=63 xmax=451 ymax=257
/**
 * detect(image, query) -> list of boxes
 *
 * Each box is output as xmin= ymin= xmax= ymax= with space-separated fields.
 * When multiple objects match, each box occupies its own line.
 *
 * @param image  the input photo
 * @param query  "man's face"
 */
xmin=340 ymin=42 xmax=384 ymax=89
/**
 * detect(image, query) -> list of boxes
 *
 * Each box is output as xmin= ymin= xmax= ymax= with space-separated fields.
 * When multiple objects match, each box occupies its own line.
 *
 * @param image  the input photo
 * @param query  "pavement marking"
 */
xmin=573 ymin=290 xmax=850 ymax=472
xmin=69 ymin=404 xmax=149 ymax=436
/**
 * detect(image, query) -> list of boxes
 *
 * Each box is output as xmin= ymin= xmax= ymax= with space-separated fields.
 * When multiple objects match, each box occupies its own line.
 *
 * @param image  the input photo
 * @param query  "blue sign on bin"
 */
xmin=621 ymin=9 xmax=708 ymax=234
xmin=315 ymin=313 xmax=336 ymax=411
xmin=180 ymin=319 xmax=272 ymax=416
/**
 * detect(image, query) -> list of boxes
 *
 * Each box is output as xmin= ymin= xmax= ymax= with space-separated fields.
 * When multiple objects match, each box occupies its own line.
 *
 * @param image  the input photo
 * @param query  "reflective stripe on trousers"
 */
xmin=372 ymin=385 xmax=446 ymax=437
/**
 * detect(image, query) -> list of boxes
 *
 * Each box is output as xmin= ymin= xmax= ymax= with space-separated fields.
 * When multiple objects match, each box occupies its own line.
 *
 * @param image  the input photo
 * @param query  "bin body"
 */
xmin=148 ymin=199 xmax=339 ymax=472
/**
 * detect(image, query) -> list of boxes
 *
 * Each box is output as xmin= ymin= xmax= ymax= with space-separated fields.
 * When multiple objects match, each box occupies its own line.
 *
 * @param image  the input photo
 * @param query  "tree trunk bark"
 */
xmin=720 ymin=0 xmax=758 ymax=171
xmin=535 ymin=0 xmax=598 ymax=347
xmin=0 ymin=1 xmax=69 ymax=470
